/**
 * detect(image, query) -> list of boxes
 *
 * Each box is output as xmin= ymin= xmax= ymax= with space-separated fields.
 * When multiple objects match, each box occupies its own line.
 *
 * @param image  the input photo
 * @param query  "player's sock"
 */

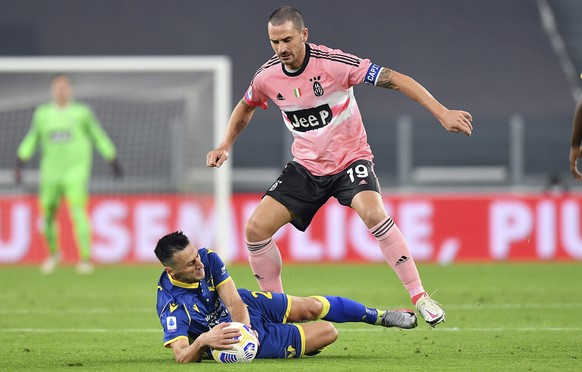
xmin=70 ymin=205 xmax=91 ymax=262
xmin=43 ymin=216 xmax=59 ymax=256
xmin=371 ymin=217 xmax=425 ymax=301
xmin=247 ymin=238 xmax=283 ymax=292
xmin=310 ymin=295 xmax=382 ymax=325
xmin=411 ymin=292 xmax=427 ymax=305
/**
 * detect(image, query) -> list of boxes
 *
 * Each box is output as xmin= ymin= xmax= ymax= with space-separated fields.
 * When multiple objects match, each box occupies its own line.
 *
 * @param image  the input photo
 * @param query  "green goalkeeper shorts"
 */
xmin=39 ymin=180 xmax=88 ymax=213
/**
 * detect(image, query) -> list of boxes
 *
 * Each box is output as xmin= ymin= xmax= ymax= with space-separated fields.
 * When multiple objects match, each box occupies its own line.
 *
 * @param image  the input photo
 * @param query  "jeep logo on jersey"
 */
xmin=284 ymin=104 xmax=333 ymax=132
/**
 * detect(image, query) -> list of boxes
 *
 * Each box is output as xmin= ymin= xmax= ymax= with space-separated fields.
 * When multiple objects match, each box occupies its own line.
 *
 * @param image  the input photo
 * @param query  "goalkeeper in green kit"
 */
xmin=15 ymin=74 xmax=122 ymax=274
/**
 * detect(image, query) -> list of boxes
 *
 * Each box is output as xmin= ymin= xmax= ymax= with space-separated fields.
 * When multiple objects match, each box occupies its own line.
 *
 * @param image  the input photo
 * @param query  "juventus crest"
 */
xmin=310 ymin=76 xmax=324 ymax=97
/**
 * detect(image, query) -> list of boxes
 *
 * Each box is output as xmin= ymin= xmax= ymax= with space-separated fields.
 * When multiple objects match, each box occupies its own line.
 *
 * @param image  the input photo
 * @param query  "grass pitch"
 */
xmin=1 ymin=262 xmax=581 ymax=371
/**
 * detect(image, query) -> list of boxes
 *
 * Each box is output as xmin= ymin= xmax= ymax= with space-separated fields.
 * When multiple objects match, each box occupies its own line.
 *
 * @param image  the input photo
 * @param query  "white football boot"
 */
xmin=40 ymin=254 xmax=59 ymax=274
xmin=415 ymin=293 xmax=445 ymax=327
xmin=76 ymin=261 xmax=94 ymax=275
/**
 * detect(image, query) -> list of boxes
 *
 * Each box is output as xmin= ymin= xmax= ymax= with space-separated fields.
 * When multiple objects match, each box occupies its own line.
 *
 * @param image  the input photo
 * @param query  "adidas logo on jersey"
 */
xmin=276 ymin=93 xmax=285 ymax=101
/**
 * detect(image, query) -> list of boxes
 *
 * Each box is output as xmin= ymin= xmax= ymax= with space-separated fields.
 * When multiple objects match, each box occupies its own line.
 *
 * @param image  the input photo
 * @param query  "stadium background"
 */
xmin=0 ymin=0 xmax=581 ymax=264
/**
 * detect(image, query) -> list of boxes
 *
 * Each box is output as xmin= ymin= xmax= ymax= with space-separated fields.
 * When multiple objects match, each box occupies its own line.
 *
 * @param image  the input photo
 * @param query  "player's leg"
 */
xmin=246 ymin=162 xmax=326 ymax=293
xmin=335 ymin=160 xmax=444 ymax=326
xmin=245 ymin=196 xmax=293 ymax=292
xmin=39 ymin=182 xmax=61 ymax=273
xmin=287 ymin=295 xmax=417 ymax=329
xmin=351 ymin=191 xmax=445 ymax=326
xmin=351 ymin=190 xmax=423 ymax=294
xmin=64 ymin=181 xmax=93 ymax=274
xmin=251 ymin=321 xmax=336 ymax=359
xmin=300 ymin=322 xmax=338 ymax=356
xmin=238 ymin=290 xmax=336 ymax=358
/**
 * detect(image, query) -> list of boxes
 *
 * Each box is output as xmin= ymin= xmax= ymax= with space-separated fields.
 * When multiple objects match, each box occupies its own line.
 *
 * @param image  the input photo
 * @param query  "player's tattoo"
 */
xmin=376 ymin=68 xmax=397 ymax=90
xmin=233 ymin=119 xmax=247 ymax=138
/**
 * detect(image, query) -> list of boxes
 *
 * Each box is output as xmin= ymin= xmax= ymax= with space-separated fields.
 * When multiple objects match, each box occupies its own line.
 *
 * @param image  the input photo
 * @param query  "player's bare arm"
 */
xmin=206 ymin=100 xmax=256 ymax=168
xmin=216 ymin=279 xmax=251 ymax=326
xmin=169 ymin=323 xmax=241 ymax=363
xmin=375 ymin=68 xmax=398 ymax=90
xmin=569 ymin=97 xmax=582 ymax=181
xmin=376 ymin=68 xmax=473 ymax=136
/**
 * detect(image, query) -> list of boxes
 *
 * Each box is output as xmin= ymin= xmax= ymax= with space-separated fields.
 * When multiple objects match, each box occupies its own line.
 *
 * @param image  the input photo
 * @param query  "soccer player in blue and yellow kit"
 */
xmin=155 ymin=231 xmax=417 ymax=363
xmin=15 ymin=74 xmax=122 ymax=274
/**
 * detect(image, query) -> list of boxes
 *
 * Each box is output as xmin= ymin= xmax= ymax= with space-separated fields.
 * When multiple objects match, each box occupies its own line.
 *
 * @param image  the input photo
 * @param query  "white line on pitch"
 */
xmin=0 ymin=328 xmax=160 ymax=333
xmin=1 ymin=303 xmax=581 ymax=315
xmin=431 ymin=327 xmax=582 ymax=332
xmin=446 ymin=303 xmax=582 ymax=310
xmin=338 ymin=327 xmax=582 ymax=332
xmin=2 ymin=327 xmax=581 ymax=334
xmin=0 ymin=308 xmax=154 ymax=315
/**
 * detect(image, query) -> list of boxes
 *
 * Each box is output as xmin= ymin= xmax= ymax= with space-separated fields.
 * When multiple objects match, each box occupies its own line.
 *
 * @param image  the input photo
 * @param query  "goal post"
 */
xmin=0 ymin=56 xmax=233 ymax=263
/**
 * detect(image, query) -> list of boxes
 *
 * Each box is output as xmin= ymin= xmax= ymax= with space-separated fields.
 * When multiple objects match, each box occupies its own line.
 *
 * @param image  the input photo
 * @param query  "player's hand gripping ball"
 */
xmin=211 ymin=322 xmax=259 ymax=363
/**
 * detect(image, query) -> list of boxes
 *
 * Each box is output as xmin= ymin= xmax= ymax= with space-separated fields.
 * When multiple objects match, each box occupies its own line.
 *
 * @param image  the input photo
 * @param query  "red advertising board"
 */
xmin=1 ymin=193 xmax=581 ymax=264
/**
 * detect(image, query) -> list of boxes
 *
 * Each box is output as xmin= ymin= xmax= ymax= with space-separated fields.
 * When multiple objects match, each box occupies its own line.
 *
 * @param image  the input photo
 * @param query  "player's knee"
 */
xmin=300 ymin=297 xmax=324 ymax=321
xmin=245 ymin=218 xmax=269 ymax=242
xmin=70 ymin=206 xmax=87 ymax=220
xmin=71 ymin=207 xmax=89 ymax=225
xmin=308 ymin=297 xmax=324 ymax=320
xmin=291 ymin=297 xmax=324 ymax=322
xmin=322 ymin=323 xmax=338 ymax=345
xmin=361 ymin=209 xmax=388 ymax=228
xmin=305 ymin=323 xmax=338 ymax=356
xmin=42 ymin=206 xmax=58 ymax=219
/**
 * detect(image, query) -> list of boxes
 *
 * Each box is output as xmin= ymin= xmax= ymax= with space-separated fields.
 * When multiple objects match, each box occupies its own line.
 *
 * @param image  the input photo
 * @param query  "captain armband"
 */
xmin=363 ymin=64 xmax=383 ymax=86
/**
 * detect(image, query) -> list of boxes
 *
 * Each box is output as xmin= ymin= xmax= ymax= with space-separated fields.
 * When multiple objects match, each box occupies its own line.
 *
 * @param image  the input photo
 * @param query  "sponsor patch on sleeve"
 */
xmin=166 ymin=316 xmax=177 ymax=333
xmin=246 ymin=85 xmax=253 ymax=101
xmin=364 ymin=63 xmax=382 ymax=86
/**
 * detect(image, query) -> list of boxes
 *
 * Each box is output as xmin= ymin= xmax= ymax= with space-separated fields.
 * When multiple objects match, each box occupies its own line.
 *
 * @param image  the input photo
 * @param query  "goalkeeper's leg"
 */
xmin=66 ymin=182 xmax=92 ymax=273
xmin=39 ymin=183 xmax=61 ymax=273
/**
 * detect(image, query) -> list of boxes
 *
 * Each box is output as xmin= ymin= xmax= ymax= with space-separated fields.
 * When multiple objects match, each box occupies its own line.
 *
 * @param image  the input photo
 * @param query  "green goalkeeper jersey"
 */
xmin=17 ymin=102 xmax=117 ymax=184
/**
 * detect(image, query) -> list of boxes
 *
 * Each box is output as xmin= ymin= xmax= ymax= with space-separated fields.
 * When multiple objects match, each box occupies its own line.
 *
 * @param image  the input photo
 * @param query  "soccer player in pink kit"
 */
xmin=207 ymin=6 xmax=473 ymax=327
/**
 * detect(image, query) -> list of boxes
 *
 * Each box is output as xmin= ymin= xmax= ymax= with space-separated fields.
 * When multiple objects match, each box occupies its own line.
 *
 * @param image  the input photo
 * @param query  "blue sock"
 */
xmin=311 ymin=296 xmax=380 ymax=324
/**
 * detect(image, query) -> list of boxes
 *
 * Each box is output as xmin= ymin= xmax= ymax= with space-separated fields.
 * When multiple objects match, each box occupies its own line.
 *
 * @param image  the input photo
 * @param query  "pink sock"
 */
xmin=370 ymin=217 xmax=425 ymax=300
xmin=411 ymin=292 xmax=427 ymax=305
xmin=247 ymin=238 xmax=283 ymax=293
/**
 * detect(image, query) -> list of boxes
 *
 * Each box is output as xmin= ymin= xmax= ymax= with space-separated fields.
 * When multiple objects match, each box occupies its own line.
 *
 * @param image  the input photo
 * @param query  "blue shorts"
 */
xmin=238 ymin=289 xmax=305 ymax=359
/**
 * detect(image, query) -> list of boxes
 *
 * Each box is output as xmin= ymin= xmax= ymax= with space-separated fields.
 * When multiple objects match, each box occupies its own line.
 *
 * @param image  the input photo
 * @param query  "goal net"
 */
xmin=0 ymin=57 xmax=233 ymax=264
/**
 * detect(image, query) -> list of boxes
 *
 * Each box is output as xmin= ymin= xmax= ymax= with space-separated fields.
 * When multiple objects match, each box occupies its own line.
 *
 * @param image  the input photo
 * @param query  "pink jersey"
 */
xmin=244 ymin=43 xmax=382 ymax=176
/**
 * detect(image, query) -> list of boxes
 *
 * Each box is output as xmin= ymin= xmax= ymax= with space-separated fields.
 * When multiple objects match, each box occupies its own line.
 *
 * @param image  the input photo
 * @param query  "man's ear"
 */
xmin=164 ymin=266 xmax=174 ymax=278
xmin=302 ymin=27 xmax=309 ymax=42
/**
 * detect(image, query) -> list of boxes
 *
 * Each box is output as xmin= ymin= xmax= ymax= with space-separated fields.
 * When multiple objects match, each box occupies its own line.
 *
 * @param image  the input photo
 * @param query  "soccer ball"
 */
xmin=211 ymin=322 xmax=258 ymax=363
